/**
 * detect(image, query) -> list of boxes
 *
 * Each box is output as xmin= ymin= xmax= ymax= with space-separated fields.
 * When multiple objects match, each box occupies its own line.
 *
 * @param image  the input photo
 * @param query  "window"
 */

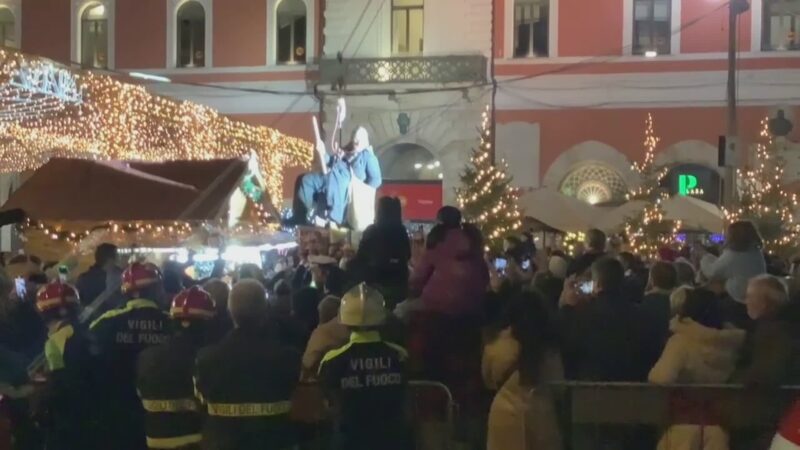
xmin=276 ymin=0 xmax=306 ymax=64
xmin=177 ymin=1 xmax=206 ymax=67
xmin=81 ymin=4 xmax=108 ymax=68
xmin=391 ymin=0 xmax=423 ymax=56
xmin=514 ymin=0 xmax=548 ymax=57
xmin=0 ymin=9 xmax=15 ymax=49
xmin=763 ymin=0 xmax=800 ymax=51
xmin=632 ymin=0 xmax=670 ymax=55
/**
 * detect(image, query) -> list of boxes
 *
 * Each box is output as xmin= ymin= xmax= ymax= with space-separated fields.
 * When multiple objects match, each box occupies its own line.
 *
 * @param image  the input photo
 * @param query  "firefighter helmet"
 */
xmin=339 ymin=283 xmax=386 ymax=327
xmin=121 ymin=262 xmax=162 ymax=295
xmin=35 ymin=281 xmax=80 ymax=318
xmin=170 ymin=286 xmax=216 ymax=321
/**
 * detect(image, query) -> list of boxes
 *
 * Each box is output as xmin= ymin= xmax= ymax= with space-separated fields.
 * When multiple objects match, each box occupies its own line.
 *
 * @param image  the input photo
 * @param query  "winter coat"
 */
xmin=301 ymin=319 xmax=349 ymax=378
xmin=702 ymin=247 xmax=766 ymax=303
xmin=349 ymin=222 xmax=411 ymax=304
xmin=558 ymin=290 xmax=650 ymax=381
xmin=649 ymin=317 xmax=746 ymax=450
xmin=409 ymin=228 xmax=489 ymax=316
xmin=483 ymin=328 xmax=563 ymax=450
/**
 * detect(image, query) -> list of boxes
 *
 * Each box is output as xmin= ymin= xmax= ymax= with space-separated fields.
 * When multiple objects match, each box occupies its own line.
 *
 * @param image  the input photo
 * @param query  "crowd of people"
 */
xmin=1 ymin=199 xmax=800 ymax=450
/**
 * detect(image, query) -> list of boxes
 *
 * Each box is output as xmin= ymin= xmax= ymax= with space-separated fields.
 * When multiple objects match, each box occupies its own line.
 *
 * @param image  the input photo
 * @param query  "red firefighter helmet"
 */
xmin=35 ymin=281 xmax=80 ymax=317
xmin=121 ymin=262 xmax=162 ymax=295
xmin=170 ymin=286 xmax=216 ymax=321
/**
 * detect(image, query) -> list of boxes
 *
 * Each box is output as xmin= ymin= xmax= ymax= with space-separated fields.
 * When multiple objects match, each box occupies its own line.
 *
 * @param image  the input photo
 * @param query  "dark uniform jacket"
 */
xmin=42 ymin=322 xmax=97 ymax=450
xmin=90 ymin=298 xmax=172 ymax=450
xmin=319 ymin=330 xmax=409 ymax=450
xmin=194 ymin=328 xmax=301 ymax=450
xmin=137 ymin=333 xmax=204 ymax=449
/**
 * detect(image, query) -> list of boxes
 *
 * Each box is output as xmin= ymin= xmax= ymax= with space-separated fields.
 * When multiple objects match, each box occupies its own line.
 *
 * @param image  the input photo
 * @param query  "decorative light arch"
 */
xmin=559 ymin=163 xmax=629 ymax=204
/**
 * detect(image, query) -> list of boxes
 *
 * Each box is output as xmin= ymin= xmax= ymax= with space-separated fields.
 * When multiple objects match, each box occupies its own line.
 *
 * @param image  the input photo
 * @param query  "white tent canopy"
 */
xmin=596 ymin=196 xmax=724 ymax=233
xmin=662 ymin=195 xmax=725 ymax=233
xmin=519 ymin=188 xmax=602 ymax=232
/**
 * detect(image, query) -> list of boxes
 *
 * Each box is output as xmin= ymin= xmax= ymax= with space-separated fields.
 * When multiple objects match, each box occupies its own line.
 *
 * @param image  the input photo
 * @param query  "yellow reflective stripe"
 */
xmin=146 ymin=434 xmax=202 ymax=449
xmin=385 ymin=342 xmax=409 ymax=361
xmin=318 ymin=342 xmax=354 ymax=373
xmin=206 ymin=401 xmax=291 ymax=417
xmin=141 ymin=398 xmax=198 ymax=413
xmin=193 ymin=376 xmax=205 ymax=404
xmin=90 ymin=299 xmax=160 ymax=329
xmin=44 ymin=325 xmax=74 ymax=371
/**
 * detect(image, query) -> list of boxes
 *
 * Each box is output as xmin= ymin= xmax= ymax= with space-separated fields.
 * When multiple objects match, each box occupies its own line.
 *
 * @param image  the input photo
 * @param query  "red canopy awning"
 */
xmin=0 ymin=158 xmax=247 ymax=222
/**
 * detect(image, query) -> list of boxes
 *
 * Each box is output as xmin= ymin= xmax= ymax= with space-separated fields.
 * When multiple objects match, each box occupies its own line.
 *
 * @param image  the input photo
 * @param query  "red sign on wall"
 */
xmin=378 ymin=181 xmax=443 ymax=222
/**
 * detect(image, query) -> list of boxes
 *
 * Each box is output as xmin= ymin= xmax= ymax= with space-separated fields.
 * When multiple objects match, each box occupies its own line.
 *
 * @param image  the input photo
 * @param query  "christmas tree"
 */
xmin=624 ymin=114 xmax=681 ymax=258
xmin=456 ymin=108 xmax=522 ymax=252
xmin=725 ymin=118 xmax=799 ymax=255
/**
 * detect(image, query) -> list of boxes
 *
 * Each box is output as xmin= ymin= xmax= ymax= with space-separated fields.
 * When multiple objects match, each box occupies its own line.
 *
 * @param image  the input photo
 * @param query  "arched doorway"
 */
xmin=378 ymin=143 xmax=440 ymax=181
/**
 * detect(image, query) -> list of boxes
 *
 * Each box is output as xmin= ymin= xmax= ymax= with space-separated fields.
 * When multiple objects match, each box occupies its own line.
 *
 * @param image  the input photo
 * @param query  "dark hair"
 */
xmin=95 ymin=243 xmax=118 ymax=266
xmin=649 ymin=261 xmax=678 ymax=290
xmin=324 ymin=266 xmax=348 ymax=297
xmin=376 ymin=197 xmax=403 ymax=226
xmin=292 ymin=288 xmax=321 ymax=332
xmin=673 ymin=261 xmax=695 ymax=286
xmin=461 ymin=223 xmax=485 ymax=259
xmin=503 ymin=291 xmax=557 ymax=386
xmin=436 ymin=206 xmax=462 ymax=228
xmin=618 ymin=251 xmax=637 ymax=271
xmin=726 ymin=220 xmax=762 ymax=252
xmin=679 ymin=288 xmax=723 ymax=329
xmin=591 ymin=256 xmax=624 ymax=293
xmin=425 ymin=224 xmax=448 ymax=250
xmin=586 ymin=228 xmax=607 ymax=252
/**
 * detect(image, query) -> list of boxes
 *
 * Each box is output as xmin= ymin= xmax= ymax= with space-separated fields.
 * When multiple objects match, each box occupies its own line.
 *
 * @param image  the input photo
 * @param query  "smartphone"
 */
xmin=14 ymin=277 xmax=26 ymax=299
xmin=521 ymin=259 xmax=531 ymax=271
xmin=578 ymin=280 xmax=593 ymax=295
xmin=494 ymin=258 xmax=507 ymax=273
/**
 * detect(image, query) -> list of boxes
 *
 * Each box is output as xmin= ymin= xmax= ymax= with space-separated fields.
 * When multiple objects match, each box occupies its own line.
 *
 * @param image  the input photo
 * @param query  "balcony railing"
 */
xmin=319 ymin=55 xmax=487 ymax=86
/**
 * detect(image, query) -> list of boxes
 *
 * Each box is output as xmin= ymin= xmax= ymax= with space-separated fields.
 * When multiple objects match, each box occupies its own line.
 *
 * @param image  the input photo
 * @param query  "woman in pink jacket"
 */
xmin=409 ymin=206 xmax=489 ymax=316
xmin=408 ymin=207 xmax=490 ymax=435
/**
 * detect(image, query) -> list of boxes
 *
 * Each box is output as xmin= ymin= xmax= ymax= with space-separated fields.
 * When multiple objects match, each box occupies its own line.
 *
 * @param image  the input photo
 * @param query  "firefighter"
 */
xmin=194 ymin=279 xmax=301 ymax=450
xmin=318 ymin=283 xmax=410 ymax=450
xmin=90 ymin=262 xmax=173 ymax=450
xmin=137 ymin=286 xmax=217 ymax=449
xmin=34 ymin=280 xmax=97 ymax=450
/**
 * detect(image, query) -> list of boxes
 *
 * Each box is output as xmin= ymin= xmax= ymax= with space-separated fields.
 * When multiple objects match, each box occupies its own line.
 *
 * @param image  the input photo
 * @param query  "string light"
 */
xmin=723 ymin=117 xmax=799 ymax=255
xmin=455 ymin=106 xmax=522 ymax=252
xmin=0 ymin=50 xmax=314 ymax=207
xmin=624 ymin=113 xmax=681 ymax=259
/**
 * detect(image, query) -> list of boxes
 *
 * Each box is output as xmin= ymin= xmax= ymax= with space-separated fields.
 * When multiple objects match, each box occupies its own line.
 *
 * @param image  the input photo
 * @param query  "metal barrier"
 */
xmin=408 ymin=380 xmax=458 ymax=450
xmin=534 ymin=382 xmax=800 ymax=450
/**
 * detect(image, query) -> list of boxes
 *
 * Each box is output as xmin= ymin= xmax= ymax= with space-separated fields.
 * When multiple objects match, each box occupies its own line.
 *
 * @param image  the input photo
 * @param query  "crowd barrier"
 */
xmin=535 ymin=381 xmax=800 ymax=450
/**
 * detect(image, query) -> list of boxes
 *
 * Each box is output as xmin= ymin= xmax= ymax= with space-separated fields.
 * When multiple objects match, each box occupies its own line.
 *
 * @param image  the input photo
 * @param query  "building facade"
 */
xmin=4 ymin=0 xmax=800 ymax=209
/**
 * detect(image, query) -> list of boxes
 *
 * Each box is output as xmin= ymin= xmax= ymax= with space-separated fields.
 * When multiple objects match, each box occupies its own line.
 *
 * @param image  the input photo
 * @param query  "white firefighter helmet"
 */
xmin=339 ymin=283 xmax=386 ymax=327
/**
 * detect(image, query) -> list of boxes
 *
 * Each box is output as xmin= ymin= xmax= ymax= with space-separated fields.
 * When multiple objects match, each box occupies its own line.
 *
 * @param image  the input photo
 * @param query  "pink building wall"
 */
xmin=22 ymin=0 xmax=70 ymax=64
xmin=116 ymin=0 xmax=167 ymax=68
xmin=558 ymin=0 xmax=624 ymax=56
xmin=214 ymin=0 xmax=267 ymax=67
xmin=498 ymin=106 xmax=800 ymax=180
xmin=681 ymin=0 xmax=751 ymax=53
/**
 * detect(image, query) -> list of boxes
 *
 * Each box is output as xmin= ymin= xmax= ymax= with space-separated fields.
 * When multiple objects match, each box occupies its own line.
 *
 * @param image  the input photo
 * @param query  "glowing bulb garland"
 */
xmin=0 ymin=50 xmax=314 ymax=209
xmin=456 ymin=107 xmax=522 ymax=252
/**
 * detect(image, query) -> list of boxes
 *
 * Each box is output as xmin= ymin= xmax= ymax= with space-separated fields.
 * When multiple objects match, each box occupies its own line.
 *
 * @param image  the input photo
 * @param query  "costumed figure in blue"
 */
xmin=292 ymin=98 xmax=382 ymax=227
